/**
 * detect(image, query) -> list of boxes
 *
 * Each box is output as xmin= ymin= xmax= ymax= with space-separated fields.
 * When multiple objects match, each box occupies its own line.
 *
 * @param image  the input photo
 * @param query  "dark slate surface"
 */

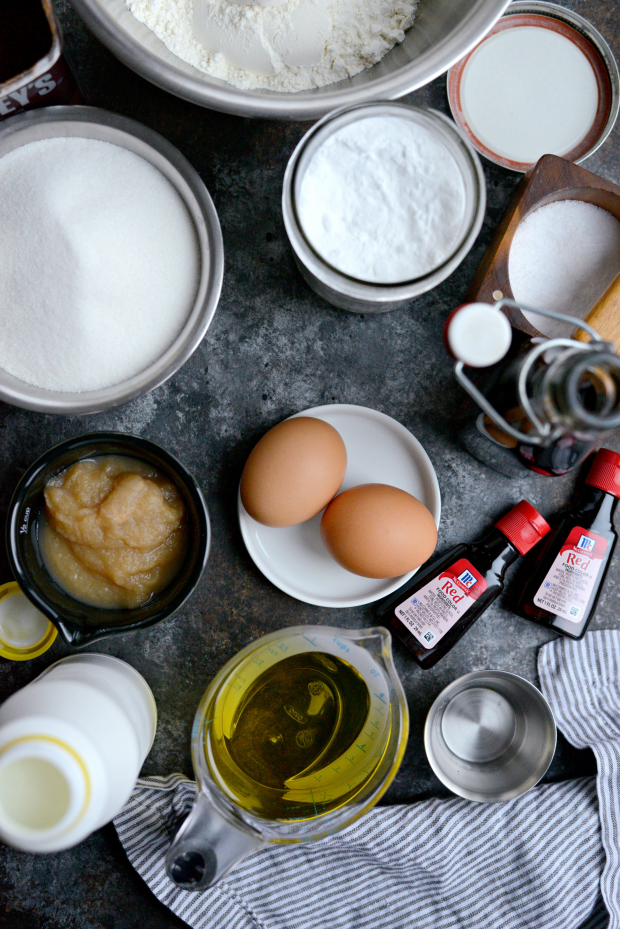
xmin=1 ymin=0 xmax=618 ymax=925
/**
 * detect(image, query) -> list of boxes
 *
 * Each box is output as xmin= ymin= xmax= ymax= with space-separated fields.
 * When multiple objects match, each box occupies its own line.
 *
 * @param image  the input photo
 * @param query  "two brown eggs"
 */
xmin=240 ymin=417 xmax=437 ymax=579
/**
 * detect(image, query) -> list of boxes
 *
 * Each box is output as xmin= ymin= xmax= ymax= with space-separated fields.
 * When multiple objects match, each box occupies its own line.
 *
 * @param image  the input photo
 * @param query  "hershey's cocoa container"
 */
xmin=0 ymin=0 xmax=82 ymax=121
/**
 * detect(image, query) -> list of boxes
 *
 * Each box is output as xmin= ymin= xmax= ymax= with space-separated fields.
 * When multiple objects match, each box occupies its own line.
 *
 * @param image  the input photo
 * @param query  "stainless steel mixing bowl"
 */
xmin=69 ymin=0 xmax=511 ymax=120
xmin=0 ymin=106 xmax=223 ymax=415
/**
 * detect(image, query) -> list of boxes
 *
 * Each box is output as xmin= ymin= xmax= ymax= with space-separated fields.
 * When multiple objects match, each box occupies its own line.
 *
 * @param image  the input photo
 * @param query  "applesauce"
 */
xmin=39 ymin=456 xmax=187 ymax=609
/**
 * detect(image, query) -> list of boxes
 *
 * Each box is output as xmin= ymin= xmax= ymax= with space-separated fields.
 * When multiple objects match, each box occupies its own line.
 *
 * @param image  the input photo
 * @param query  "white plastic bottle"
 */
xmin=0 ymin=653 xmax=157 ymax=853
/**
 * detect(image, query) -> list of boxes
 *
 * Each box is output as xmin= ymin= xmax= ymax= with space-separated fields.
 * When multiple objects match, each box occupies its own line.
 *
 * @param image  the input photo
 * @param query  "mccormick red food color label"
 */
xmin=533 ymin=527 xmax=608 ymax=623
xmin=394 ymin=559 xmax=488 ymax=649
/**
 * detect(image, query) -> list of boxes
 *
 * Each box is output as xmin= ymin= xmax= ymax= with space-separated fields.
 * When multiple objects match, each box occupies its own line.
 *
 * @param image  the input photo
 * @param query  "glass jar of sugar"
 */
xmin=282 ymin=103 xmax=486 ymax=314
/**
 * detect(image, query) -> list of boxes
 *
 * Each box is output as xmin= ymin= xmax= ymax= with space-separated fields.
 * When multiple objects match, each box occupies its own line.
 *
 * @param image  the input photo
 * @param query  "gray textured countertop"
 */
xmin=1 ymin=1 xmax=619 ymax=925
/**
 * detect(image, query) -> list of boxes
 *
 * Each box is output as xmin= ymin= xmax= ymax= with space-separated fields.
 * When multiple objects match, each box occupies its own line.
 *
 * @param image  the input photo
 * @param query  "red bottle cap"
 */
xmin=584 ymin=448 xmax=620 ymax=498
xmin=495 ymin=500 xmax=550 ymax=556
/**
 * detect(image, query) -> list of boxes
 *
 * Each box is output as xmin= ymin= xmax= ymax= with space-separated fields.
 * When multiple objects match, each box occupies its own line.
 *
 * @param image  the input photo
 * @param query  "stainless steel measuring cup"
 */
xmin=165 ymin=625 xmax=408 ymax=889
xmin=424 ymin=670 xmax=557 ymax=802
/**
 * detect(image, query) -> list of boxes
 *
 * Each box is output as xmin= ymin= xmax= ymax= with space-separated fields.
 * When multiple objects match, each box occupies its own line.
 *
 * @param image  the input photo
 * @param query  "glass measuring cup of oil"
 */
xmin=165 ymin=625 xmax=408 ymax=890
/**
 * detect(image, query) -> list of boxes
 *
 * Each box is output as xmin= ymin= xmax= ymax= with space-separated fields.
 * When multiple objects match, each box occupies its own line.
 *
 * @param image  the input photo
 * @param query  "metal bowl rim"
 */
xmin=68 ymin=0 xmax=511 ymax=120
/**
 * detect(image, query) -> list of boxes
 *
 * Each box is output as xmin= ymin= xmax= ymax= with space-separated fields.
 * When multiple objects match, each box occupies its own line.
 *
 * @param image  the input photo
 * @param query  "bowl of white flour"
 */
xmin=282 ymin=103 xmax=485 ymax=312
xmin=0 ymin=106 xmax=223 ymax=414
xmin=67 ymin=0 xmax=510 ymax=119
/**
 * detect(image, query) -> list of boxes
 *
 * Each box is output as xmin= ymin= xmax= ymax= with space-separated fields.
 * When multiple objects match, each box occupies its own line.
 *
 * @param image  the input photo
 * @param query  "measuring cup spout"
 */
xmin=165 ymin=790 xmax=263 ymax=891
xmin=353 ymin=626 xmax=396 ymax=672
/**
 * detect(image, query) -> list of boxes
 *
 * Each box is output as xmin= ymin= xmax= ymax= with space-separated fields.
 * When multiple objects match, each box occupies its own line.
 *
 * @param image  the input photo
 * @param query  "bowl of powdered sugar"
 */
xmin=0 ymin=106 xmax=223 ymax=414
xmin=282 ymin=102 xmax=485 ymax=312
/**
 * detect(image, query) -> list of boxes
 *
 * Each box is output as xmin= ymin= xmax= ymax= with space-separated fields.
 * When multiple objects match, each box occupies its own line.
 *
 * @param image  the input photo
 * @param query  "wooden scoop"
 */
xmin=574 ymin=274 xmax=620 ymax=348
xmin=466 ymin=155 xmax=620 ymax=341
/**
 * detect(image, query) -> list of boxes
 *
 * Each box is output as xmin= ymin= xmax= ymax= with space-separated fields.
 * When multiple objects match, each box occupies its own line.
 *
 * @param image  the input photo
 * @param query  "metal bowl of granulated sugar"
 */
xmin=68 ymin=0 xmax=510 ymax=121
xmin=282 ymin=103 xmax=486 ymax=313
xmin=0 ymin=106 xmax=223 ymax=415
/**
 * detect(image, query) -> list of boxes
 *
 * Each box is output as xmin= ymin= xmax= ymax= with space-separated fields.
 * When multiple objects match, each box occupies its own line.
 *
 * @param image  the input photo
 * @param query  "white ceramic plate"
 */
xmin=238 ymin=404 xmax=441 ymax=608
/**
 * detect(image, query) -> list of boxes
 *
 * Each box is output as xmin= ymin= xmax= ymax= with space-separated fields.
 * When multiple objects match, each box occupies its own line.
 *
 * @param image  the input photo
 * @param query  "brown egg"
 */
xmin=240 ymin=417 xmax=347 ymax=527
xmin=320 ymin=483 xmax=437 ymax=578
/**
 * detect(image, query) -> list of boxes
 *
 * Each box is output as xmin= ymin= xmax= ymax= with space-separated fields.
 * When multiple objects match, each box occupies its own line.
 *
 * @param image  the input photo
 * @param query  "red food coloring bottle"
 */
xmin=514 ymin=448 xmax=620 ymax=638
xmin=376 ymin=501 xmax=550 ymax=668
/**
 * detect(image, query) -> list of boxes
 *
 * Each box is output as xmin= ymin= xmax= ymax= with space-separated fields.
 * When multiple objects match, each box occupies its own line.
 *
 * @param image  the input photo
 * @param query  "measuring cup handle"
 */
xmin=165 ymin=790 xmax=263 ymax=890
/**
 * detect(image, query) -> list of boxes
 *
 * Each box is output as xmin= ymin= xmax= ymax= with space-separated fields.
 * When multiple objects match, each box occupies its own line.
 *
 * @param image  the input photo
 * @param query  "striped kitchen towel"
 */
xmin=114 ymin=630 xmax=620 ymax=929
xmin=539 ymin=629 xmax=620 ymax=929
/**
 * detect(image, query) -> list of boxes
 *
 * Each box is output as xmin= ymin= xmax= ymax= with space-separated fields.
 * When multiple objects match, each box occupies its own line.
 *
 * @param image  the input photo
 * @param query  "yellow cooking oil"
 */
xmin=203 ymin=649 xmax=392 ymax=821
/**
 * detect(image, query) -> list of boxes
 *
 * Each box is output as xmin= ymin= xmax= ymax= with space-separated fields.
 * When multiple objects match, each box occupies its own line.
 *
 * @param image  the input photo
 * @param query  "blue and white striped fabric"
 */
xmin=539 ymin=630 xmax=620 ymax=929
xmin=115 ymin=631 xmax=620 ymax=929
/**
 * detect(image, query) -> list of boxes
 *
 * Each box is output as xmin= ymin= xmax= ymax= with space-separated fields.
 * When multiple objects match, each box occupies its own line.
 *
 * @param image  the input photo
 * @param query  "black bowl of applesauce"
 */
xmin=7 ymin=433 xmax=210 ymax=646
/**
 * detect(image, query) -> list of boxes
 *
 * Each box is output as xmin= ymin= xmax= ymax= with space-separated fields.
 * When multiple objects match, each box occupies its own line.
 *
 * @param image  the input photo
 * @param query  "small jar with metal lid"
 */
xmin=282 ymin=102 xmax=486 ymax=314
xmin=0 ymin=582 xmax=57 ymax=661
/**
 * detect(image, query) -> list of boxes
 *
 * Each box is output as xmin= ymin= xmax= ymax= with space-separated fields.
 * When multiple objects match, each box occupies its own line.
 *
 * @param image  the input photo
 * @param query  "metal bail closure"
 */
xmin=451 ymin=298 xmax=613 ymax=447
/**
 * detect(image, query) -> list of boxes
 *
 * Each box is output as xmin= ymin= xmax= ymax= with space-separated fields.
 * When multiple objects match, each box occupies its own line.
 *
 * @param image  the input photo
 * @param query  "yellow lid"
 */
xmin=0 ymin=582 xmax=57 ymax=661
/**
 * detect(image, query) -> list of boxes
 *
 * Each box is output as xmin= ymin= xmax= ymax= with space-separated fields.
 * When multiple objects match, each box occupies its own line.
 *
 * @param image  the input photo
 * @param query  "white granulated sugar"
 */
xmin=127 ymin=0 xmax=418 ymax=92
xmin=509 ymin=200 xmax=620 ymax=339
xmin=0 ymin=137 xmax=199 ymax=393
xmin=297 ymin=115 xmax=467 ymax=284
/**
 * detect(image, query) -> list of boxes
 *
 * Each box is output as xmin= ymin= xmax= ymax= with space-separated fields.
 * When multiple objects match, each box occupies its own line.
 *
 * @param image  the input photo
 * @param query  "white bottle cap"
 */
xmin=445 ymin=302 xmax=513 ymax=367
xmin=0 ymin=583 xmax=56 ymax=661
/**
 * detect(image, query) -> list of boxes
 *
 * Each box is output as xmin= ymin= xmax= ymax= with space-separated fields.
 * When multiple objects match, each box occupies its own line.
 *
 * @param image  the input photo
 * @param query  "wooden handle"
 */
xmin=574 ymin=274 xmax=620 ymax=347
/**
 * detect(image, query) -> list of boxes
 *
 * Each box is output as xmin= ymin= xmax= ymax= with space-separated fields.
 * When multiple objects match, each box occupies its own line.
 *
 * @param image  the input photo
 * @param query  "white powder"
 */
xmin=296 ymin=115 xmax=467 ymax=284
xmin=0 ymin=137 xmax=200 ymax=393
xmin=509 ymin=200 xmax=620 ymax=339
xmin=127 ymin=0 xmax=417 ymax=92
